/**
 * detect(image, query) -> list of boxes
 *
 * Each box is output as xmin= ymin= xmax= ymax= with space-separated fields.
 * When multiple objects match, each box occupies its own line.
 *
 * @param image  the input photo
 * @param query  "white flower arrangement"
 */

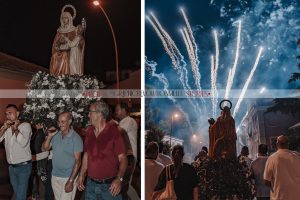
xmin=22 ymin=72 xmax=105 ymax=127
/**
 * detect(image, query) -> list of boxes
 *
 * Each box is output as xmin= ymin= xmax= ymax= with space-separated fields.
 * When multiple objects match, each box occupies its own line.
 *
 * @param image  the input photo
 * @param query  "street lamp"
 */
xmin=191 ymin=134 xmax=197 ymax=154
xmin=92 ymin=0 xmax=119 ymax=93
xmin=170 ymin=113 xmax=180 ymax=149
xmin=93 ymin=0 xmax=100 ymax=6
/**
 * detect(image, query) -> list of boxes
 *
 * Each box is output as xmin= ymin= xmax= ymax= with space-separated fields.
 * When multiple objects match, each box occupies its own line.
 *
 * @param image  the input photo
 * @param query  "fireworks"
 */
xmin=180 ymin=8 xmax=201 ymax=90
xmin=145 ymin=58 xmax=194 ymax=130
xmin=147 ymin=12 xmax=203 ymax=115
xmin=147 ymin=8 xmax=263 ymax=124
xmin=233 ymin=47 xmax=263 ymax=118
xmin=225 ymin=20 xmax=242 ymax=99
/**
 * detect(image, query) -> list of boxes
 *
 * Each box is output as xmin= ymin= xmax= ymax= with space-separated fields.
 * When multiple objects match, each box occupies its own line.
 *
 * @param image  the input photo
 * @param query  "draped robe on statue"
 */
xmin=208 ymin=120 xmax=218 ymax=157
xmin=212 ymin=106 xmax=237 ymax=158
xmin=50 ymin=11 xmax=85 ymax=75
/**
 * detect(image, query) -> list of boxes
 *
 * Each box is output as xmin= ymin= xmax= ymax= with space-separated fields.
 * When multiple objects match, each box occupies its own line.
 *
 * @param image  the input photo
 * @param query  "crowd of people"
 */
xmin=0 ymin=101 xmax=140 ymax=200
xmin=145 ymin=135 xmax=300 ymax=200
xmin=235 ymin=137 xmax=300 ymax=200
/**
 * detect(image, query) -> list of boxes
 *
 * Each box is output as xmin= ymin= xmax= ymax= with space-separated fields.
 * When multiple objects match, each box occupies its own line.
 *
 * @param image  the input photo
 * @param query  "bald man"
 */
xmin=264 ymin=135 xmax=300 ymax=200
xmin=42 ymin=112 xmax=83 ymax=200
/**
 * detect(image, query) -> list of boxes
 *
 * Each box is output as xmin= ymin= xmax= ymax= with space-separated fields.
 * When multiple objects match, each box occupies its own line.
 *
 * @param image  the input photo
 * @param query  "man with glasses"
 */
xmin=42 ymin=112 xmax=83 ymax=200
xmin=77 ymin=101 xmax=127 ymax=200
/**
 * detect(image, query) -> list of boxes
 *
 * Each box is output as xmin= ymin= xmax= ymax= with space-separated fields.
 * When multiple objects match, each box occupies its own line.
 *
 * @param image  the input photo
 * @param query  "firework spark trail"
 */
xmin=213 ymin=30 xmax=219 ymax=83
xmin=150 ymin=13 xmax=184 ymax=67
xmin=149 ymin=13 xmax=202 ymax=112
xmin=183 ymin=29 xmax=198 ymax=93
xmin=145 ymin=58 xmax=193 ymax=131
xmin=146 ymin=16 xmax=178 ymax=70
xmin=233 ymin=47 xmax=263 ymax=118
xmin=210 ymin=55 xmax=217 ymax=117
xmin=213 ymin=30 xmax=220 ymax=116
xmin=180 ymin=8 xmax=198 ymax=58
xmin=181 ymin=29 xmax=190 ymax=52
xmin=225 ymin=69 xmax=232 ymax=100
xmin=180 ymin=8 xmax=201 ymax=91
xmin=150 ymin=14 xmax=196 ymax=98
xmin=149 ymin=13 xmax=184 ymax=73
xmin=181 ymin=29 xmax=196 ymax=93
xmin=225 ymin=20 xmax=242 ymax=99
xmin=181 ymin=28 xmax=199 ymax=90
xmin=182 ymin=28 xmax=206 ymax=108
xmin=150 ymin=13 xmax=188 ymax=83
xmin=148 ymin=13 xmax=202 ymax=114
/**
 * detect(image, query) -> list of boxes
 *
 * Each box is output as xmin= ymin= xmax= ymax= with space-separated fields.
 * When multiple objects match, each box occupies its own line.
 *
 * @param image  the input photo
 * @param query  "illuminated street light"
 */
xmin=93 ymin=0 xmax=100 ymax=6
xmin=92 ymin=0 xmax=119 ymax=94
xmin=170 ymin=113 xmax=180 ymax=149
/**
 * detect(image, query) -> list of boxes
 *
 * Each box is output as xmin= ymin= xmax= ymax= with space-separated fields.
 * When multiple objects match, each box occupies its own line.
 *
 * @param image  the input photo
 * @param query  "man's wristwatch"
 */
xmin=117 ymin=176 xmax=123 ymax=182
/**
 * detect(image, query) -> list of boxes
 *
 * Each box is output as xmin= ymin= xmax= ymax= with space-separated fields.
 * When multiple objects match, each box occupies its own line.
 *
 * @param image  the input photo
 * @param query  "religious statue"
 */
xmin=50 ymin=5 xmax=86 ymax=76
xmin=211 ymin=100 xmax=237 ymax=158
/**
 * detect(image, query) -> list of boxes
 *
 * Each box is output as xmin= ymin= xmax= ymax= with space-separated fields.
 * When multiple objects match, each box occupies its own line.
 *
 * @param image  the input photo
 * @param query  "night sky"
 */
xmin=0 ymin=0 xmax=141 ymax=81
xmin=145 ymin=0 xmax=300 ymax=144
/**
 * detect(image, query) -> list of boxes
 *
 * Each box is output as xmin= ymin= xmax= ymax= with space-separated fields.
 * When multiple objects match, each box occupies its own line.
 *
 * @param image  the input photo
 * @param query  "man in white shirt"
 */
xmin=115 ymin=103 xmax=138 ymax=200
xmin=0 ymin=104 xmax=32 ymax=200
xmin=250 ymin=144 xmax=270 ymax=200
xmin=145 ymin=142 xmax=164 ymax=200
xmin=264 ymin=135 xmax=300 ymax=200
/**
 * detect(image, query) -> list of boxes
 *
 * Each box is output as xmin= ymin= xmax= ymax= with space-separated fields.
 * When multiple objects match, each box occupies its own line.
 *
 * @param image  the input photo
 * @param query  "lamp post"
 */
xmin=92 ymin=0 xmax=119 ymax=93
xmin=191 ymin=134 xmax=197 ymax=155
xmin=170 ymin=113 xmax=179 ymax=149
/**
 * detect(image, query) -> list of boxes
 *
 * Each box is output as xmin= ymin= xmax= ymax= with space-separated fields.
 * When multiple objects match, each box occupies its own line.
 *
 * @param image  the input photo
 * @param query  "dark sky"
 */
xmin=0 ymin=0 xmax=141 ymax=81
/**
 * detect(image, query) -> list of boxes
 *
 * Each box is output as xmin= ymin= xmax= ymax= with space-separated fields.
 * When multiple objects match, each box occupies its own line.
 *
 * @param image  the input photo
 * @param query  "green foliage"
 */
xmin=146 ymin=124 xmax=165 ymax=144
xmin=288 ymin=73 xmax=300 ymax=84
xmin=288 ymin=39 xmax=300 ymax=86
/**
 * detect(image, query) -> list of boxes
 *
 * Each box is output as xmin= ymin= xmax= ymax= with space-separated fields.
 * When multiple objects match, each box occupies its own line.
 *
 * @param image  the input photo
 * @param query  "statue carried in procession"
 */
xmin=50 ymin=5 xmax=86 ymax=75
xmin=209 ymin=100 xmax=237 ymax=158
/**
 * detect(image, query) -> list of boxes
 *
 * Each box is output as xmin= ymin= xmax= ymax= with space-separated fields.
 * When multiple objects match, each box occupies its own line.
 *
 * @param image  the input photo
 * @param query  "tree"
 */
xmin=145 ymin=93 xmax=166 ymax=144
xmin=288 ymin=39 xmax=300 ymax=88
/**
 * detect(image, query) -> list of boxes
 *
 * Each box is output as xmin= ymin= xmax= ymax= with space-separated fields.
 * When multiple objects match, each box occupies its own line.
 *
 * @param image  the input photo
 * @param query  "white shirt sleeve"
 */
xmin=16 ymin=123 xmax=32 ymax=148
xmin=132 ymin=119 xmax=138 ymax=133
xmin=263 ymin=157 xmax=273 ymax=181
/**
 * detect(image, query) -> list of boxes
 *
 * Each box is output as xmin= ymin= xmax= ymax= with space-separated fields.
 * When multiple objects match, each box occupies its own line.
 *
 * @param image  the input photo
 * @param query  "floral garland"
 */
xmin=21 ymin=71 xmax=105 ymax=127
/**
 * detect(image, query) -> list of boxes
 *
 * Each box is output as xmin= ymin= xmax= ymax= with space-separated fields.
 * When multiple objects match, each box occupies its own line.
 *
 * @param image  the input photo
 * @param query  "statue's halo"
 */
xmin=61 ymin=4 xmax=77 ymax=20
xmin=219 ymin=99 xmax=232 ymax=111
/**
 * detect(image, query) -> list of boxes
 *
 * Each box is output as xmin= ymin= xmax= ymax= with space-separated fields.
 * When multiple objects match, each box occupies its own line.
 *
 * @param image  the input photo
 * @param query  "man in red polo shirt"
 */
xmin=77 ymin=101 xmax=127 ymax=199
